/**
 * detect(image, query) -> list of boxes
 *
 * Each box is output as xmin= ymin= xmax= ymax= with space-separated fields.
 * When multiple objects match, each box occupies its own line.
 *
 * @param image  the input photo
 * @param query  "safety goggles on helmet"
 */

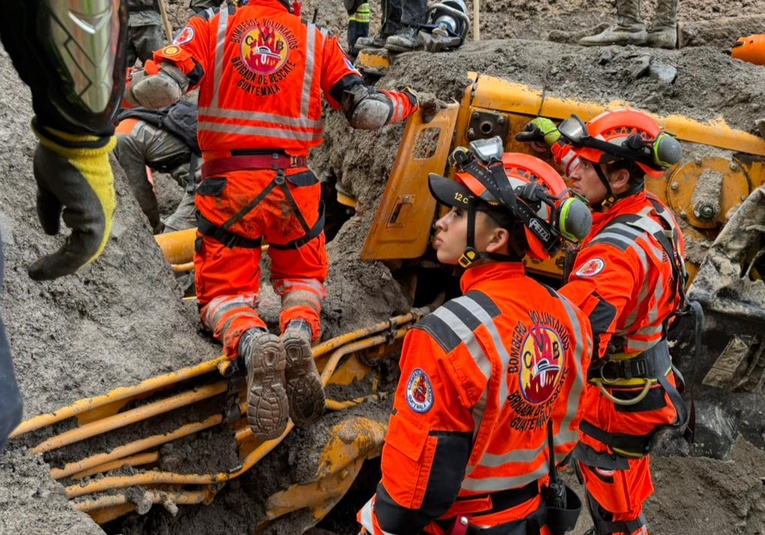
xmin=428 ymin=137 xmax=592 ymax=262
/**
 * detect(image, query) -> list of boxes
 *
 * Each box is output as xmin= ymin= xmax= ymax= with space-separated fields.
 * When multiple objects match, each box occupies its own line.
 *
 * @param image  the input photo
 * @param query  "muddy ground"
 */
xmin=2 ymin=0 xmax=765 ymax=534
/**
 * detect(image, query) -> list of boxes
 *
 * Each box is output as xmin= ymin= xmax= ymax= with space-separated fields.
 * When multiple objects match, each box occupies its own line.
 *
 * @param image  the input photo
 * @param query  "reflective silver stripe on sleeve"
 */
xmin=211 ymin=8 xmax=229 ymax=108
xmin=433 ymin=305 xmax=492 ymax=381
xmin=303 ymin=24 xmax=318 ymax=117
xmin=554 ymin=296 xmax=589 ymax=452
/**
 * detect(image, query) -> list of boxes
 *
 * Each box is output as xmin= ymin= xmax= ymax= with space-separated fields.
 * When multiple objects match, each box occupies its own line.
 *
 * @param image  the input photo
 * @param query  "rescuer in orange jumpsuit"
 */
xmin=123 ymin=0 xmax=439 ymax=441
xmin=357 ymin=139 xmax=594 ymax=535
xmin=518 ymin=110 xmax=690 ymax=535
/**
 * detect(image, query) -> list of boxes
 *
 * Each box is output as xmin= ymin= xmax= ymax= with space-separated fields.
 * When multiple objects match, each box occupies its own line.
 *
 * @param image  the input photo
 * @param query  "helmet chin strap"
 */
xmin=593 ymin=163 xmax=642 ymax=210
xmin=458 ymin=197 xmax=483 ymax=268
xmin=458 ymin=197 xmax=517 ymax=268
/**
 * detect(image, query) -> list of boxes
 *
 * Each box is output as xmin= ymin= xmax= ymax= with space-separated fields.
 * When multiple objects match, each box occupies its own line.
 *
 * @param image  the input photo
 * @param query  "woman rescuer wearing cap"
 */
xmin=358 ymin=138 xmax=594 ymax=535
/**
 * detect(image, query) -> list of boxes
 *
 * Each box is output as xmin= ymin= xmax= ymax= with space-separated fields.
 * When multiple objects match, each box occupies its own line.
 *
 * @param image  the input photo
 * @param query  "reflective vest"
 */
xmin=172 ymin=0 xmax=364 ymax=156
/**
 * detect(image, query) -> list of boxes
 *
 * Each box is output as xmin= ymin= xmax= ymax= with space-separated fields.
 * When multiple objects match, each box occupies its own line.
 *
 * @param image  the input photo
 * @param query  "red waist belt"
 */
xmin=202 ymin=154 xmax=308 ymax=177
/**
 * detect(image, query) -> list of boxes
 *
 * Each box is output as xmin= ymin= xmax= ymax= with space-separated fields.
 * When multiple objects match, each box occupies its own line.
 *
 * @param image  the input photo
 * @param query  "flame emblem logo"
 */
xmin=173 ymin=26 xmax=194 ymax=46
xmin=519 ymin=324 xmax=564 ymax=404
xmin=406 ymin=369 xmax=434 ymax=413
xmin=575 ymin=258 xmax=605 ymax=278
xmin=240 ymin=26 xmax=289 ymax=75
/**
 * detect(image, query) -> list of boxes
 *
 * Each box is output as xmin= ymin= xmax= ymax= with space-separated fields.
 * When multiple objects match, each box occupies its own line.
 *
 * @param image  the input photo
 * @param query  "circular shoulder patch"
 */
xmin=173 ymin=26 xmax=195 ymax=46
xmin=162 ymin=45 xmax=182 ymax=57
xmin=575 ymin=257 xmax=605 ymax=278
xmin=405 ymin=369 xmax=434 ymax=413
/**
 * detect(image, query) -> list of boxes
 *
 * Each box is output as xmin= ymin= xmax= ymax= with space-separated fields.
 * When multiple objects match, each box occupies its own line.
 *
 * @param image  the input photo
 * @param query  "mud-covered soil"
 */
xmin=3 ymin=0 xmax=765 ymax=534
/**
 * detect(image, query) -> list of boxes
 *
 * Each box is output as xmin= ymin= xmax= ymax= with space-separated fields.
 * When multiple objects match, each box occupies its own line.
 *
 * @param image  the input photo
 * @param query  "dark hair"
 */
xmin=604 ymin=159 xmax=645 ymax=187
xmin=478 ymin=204 xmax=528 ymax=261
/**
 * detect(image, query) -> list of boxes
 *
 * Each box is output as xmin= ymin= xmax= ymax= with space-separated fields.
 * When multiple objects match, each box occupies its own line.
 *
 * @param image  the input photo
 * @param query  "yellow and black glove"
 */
xmin=29 ymin=121 xmax=116 ymax=281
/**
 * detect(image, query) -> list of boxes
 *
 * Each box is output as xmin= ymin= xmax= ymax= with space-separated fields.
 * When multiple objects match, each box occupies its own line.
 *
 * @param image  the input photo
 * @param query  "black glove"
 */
xmin=29 ymin=123 xmax=116 ymax=280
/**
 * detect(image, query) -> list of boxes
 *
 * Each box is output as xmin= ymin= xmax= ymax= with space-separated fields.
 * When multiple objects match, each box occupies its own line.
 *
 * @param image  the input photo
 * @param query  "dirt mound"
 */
xmin=2 ymin=0 xmax=765 ymax=534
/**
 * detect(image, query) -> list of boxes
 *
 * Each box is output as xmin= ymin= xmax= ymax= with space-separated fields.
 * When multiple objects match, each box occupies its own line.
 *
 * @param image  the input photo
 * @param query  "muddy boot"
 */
xmin=282 ymin=320 xmax=325 ymax=426
xmin=354 ymin=34 xmax=388 ymax=51
xmin=578 ymin=0 xmax=647 ymax=46
xmin=646 ymin=0 xmax=678 ymax=48
xmin=238 ymin=329 xmax=289 ymax=441
xmin=385 ymin=26 xmax=421 ymax=52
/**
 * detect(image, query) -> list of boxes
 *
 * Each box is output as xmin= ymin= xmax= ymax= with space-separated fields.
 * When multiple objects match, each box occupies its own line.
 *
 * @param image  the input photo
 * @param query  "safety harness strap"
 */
xmin=201 ymin=153 xmax=308 ymax=177
xmin=578 ymin=420 xmax=652 ymax=458
xmin=199 ymin=169 xmax=324 ymax=250
xmin=197 ymin=212 xmax=263 ymax=249
xmin=587 ymin=349 xmax=670 ymax=383
xmin=269 ymin=202 xmax=325 ymax=250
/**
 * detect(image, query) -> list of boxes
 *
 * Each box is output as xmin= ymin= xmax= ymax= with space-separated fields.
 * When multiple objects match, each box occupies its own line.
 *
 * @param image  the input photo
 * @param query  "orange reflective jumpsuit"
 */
xmin=358 ymin=262 xmax=592 ymax=535
xmin=151 ymin=1 xmax=417 ymax=357
xmin=559 ymin=191 xmax=688 ymax=535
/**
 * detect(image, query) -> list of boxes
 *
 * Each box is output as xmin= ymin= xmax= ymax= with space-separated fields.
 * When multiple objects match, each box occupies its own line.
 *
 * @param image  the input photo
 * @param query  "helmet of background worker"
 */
xmin=428 ymin=138 xmax=591 ymax=265
xmin=558 ymin=110 xmax=681 ymax=178
xmin=557 ymin=109 xmax=682 ymax=206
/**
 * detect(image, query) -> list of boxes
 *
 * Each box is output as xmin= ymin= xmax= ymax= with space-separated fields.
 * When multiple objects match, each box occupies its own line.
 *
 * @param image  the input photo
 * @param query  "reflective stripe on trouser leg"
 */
xmin=269 ymin=232 xmax=328 ymax=339
xmin=200 ymin=292 xmax=267 ymax=359
xmin=195 ymin=230 xmax=267 ymax=357
xmin=272 ymin=278 xmax=326 ymax=339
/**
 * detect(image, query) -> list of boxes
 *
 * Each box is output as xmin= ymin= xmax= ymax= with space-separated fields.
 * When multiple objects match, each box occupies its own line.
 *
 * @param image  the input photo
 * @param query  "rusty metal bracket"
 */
xmin=467 ymin=110 xmax=508 ymax=141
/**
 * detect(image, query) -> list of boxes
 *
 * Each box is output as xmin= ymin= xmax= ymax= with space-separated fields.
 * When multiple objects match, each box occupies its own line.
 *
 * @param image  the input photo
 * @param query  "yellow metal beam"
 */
xmin=467 ymin=73 xmax=765 ymax=157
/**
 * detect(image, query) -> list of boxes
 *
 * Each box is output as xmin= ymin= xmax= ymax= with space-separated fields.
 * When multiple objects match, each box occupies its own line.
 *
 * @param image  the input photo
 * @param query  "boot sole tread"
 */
xmin=245 ymin=333 xmax=289 ymax=441
xmin=282 ymin=332 xmax=325 ymax=425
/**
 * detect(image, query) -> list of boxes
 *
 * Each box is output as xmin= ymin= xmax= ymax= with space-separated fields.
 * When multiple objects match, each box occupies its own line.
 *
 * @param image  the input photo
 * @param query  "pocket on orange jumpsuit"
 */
xmin=603 ymin=380 xmax=680 ymax=439
xmin=264 ymin=169 xmax=322 ymax=246
xmin=380 ymin=410 xmax=438 ymax=509
xmin=578 ymin=457 xmax=652 ymax=516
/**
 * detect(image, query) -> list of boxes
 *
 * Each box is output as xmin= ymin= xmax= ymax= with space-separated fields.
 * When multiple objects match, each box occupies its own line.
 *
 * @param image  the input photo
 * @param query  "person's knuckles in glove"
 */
xmin=29 ymin=127 xmax=116 ymax=281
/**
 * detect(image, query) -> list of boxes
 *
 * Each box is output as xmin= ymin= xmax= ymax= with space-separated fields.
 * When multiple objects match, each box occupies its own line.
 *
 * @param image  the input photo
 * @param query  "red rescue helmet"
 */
xmin=560 ymin=109 xmax=682 ymax=178
xmin=429 ymin=143 xmax=591 ymax=262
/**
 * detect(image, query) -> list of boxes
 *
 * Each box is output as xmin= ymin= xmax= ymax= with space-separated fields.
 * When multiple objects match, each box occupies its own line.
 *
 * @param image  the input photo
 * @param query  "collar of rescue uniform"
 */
xmin=240 ymin=0 xmax=290 ymax=13
xmin=459 ymin=261 xmax=526 ymax=295
xmin=589 ymin=190 xmax=649 ymax=231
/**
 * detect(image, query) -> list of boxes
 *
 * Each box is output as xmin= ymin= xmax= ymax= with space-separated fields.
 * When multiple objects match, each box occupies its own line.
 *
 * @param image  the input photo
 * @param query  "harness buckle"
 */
xmin=598 ymin=360 xmax=622 ymax=384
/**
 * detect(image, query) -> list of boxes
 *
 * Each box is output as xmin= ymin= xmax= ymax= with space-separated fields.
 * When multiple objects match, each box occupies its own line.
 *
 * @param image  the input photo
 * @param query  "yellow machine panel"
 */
xmin=361 ymin=103 xmax=460 ymax=260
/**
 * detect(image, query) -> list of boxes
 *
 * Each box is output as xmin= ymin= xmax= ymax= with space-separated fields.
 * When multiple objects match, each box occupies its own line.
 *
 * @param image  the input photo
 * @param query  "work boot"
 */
xmin=646 ymin=0 xmax=678 ymax=48
xmin=385 ymin=26 xmax=421 ymax=53
xmin=354 ymin=34 xmax=388 ymax=51
xmin=282 ymin=320 xmax=325 ymax=425
xmin=578 ymin=0 xmax=647 ymax=46
xmin=238 ymin=329 xmax=289 ymax=441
